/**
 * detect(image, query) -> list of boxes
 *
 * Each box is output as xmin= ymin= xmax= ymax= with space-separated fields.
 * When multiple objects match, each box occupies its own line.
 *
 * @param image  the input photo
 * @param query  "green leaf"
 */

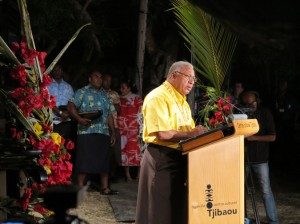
xmin=171 ymin=0 xmax=237 ymax=92
xmin=0 ymin=36 xmax=21 ymax=65
xmin=18 ymin=0 xmax=43 ymax=82
xmin=45 ymin=23 xmax=91 ymax=75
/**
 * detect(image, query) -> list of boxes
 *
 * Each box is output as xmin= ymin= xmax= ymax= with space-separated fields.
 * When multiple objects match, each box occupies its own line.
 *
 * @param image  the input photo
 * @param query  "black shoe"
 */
xmin=100 ymin=188 xmax=119 ymax=195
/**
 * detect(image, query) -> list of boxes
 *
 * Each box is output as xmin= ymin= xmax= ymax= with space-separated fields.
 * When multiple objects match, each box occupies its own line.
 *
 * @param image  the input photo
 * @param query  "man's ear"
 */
xmin=171 ymin=72 xmax=177 ymax=80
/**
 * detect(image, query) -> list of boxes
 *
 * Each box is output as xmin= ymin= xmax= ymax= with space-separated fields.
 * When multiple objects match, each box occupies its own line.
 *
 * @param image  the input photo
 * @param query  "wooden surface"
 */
xmin=185 ymin=119 xmax=259 ymax=224
xmin=181 ymin=130 xmax=225 ymax=152
xmin=188 ymin=135 xmax=245 ymax=224
xmin=180 ymin=119 xmax=259 ymax=153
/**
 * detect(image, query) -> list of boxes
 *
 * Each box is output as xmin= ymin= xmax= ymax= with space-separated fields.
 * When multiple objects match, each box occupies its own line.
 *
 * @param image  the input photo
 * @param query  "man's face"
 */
xmin=102 ymin=75 xmax=112 ymax=90
xmin=171 ymin=66 xmax=196 ymax=95
xmin=234 ymin=83 xmax=244 ymax=95
xmin=89 ymin=72 xmax=102 ymax=89
xmin=52 ymin=66 xmax=63 ymax=80
xmin=242 ymin=93 xmax=257 ymax=111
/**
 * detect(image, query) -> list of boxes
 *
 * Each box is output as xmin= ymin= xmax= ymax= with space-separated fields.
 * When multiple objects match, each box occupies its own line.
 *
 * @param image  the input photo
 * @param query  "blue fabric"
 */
xmin=69 ymin=85 xmax=115 ymax=135
xmin=246 ymin=162 xmax=279 ymax=224
xmin=48 ymin=79 xmax=74 ymax=106
xmin=48 ymin=79 xmax=74 ymax=120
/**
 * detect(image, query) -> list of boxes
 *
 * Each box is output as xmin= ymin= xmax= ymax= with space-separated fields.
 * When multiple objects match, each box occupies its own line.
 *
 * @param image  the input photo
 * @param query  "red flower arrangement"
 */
xmin=198 ymin=87 xmax=234 ymax=129
xmin=0 ymin=1 xmax=88 ymax=221
xmin=5 ymin=38 xmax=75 ymax=219
xmin=208 ymin=96 xmax=233 ymax=128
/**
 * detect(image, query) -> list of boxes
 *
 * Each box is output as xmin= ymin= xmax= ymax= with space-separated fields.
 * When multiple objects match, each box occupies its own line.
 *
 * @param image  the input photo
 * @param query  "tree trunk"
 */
xmin=135 ymin=0 xmax=148 ymax=97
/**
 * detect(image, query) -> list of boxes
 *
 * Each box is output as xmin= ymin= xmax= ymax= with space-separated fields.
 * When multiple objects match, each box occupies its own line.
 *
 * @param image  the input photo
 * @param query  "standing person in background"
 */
xmin=102 ymin=73 xmax=121 ymax=182
xmin=230 ymin=81 xmax=244 ymax=105
xmin=136 ymin=61 xmax=207 ymax=224
xmin=48 ymin=64 xmax=74 ymax=139
xmin=117 ymin=80 xmax=143 ymax=182
xmin=67 ymin=70 xmax=118 ymax=195
xmin=274 ymin=78 xmax=299 ymax=165
xmin=241 ymin=90 xmax=279 ymax=224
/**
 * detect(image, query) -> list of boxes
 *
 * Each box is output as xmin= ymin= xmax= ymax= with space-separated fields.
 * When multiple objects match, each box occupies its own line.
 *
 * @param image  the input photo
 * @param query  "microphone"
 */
xmin=228 ymin=114 xmax=248 ymax=121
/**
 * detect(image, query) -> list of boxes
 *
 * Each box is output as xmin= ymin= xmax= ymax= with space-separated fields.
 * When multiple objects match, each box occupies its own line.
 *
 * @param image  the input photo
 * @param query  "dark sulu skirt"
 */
xmin=74 ymin=134 xmax=110 ymax=174
xmin=135 ymin=144 xmax=187 ymax=224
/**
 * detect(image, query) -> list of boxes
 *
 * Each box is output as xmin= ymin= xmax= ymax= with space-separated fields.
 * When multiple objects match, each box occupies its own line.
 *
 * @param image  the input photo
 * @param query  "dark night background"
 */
xmin=1 ymin=0 xmax=300 ymax=169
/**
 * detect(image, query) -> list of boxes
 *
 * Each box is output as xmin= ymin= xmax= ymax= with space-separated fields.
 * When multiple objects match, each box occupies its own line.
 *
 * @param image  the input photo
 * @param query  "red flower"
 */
xmin=223 ymin=104 xmax=232 ymax=115
xmin=16 ymin=132 xmax=22 ymax=139
xmin=38 ymin=157 xmax=52 ymax=167
xmin=214 ymin=111 xmax=224 ymax=121
xmin=60 ymin=136 xmax=65 ymax=145
xmin=21 ymin=187 xmax=32 ymax=209
xmin=11 ymin=42 xmax=20 ymax=53
xmin=217 ymin=98 xmax=224 ymax=109
xmin=38 ymin=51 xmax=47 ymax=66
xmin=226 ymin=96 xmax=231 ymax=102
xmin=11 ymin=87 xmax=35 ymax=99
xmin=209 ymin=117 xmax=215 ymax=125
xmin=23 ymin=48 xmax=38 ymax=66
xmin=30 ymin=94 xmax=43 ymax=109
xmin=44 ymin=95 xmax=56 ymax=108
xmin=11 ymin=128 xmax=17 ymax=138
xmin=40 ymin=88 xmax=50 ymax=99
xmin=34 ymin=204 xmax=48 ymax=214
xmin=40 ymin=74 xmax=52 ymax=88
xmin=65 ymin=140 xmax=75 ymax=150
xmin=63 ymin=152 xmax=72 ymax=160
xmin=29 ymin=135 xmax=37 ymax=146
xmin=10 ymin=128 xmax=22 ymax=139
xmin=43 ymin=124 xmax=52 ymax=133
xmin=20 ymin=37 xmax=27 ymax=49
xmin=10 ymin=65 xmax=27 ymax=86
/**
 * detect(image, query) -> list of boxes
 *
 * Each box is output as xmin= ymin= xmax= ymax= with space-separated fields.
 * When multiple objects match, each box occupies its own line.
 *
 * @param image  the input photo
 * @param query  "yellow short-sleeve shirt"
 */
xmin=142 ymin=81 xmax=195 ymax=149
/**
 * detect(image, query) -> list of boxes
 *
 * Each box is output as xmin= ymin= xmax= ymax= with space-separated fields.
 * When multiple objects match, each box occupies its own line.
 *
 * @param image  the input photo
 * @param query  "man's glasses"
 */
xmin=175 ymin=71 xmax=197 ymax=82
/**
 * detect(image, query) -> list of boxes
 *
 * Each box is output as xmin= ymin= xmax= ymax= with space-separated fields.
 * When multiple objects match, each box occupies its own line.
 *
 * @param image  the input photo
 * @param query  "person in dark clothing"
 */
xmin=274 ymin=79 xmax=299 ymax=165
xmin=241 ymin=91 xmax=279 ymax=224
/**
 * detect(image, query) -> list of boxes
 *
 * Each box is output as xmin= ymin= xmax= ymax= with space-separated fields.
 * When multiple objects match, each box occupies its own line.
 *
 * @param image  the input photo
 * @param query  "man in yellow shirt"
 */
xmin=136 ymin=61 xmax=207 ymax=224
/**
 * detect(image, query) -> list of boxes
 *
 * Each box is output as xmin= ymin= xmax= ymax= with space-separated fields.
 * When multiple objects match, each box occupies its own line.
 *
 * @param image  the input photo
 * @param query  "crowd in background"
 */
xmin=48 ymin=65 xmax=144 ymax=194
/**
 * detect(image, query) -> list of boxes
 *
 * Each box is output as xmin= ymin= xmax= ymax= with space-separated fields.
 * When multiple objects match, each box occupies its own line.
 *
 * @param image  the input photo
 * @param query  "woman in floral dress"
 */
xmin=117 ymin=80 xmax=143 ymax=181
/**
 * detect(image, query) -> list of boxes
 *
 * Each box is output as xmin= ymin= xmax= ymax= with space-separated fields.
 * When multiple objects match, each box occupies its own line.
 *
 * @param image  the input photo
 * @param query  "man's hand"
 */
xmin=190 ymin=125 xmax=208 ymax=137
xmin=110 ymin=132 xmax=116 ymax=146
xmin=77 ymin=117 xmax=92 ymax=125
xmin=246 ymin=135 xmax=257 ymax=141
xmin=60 ymin=111 xmax=70 ymax=121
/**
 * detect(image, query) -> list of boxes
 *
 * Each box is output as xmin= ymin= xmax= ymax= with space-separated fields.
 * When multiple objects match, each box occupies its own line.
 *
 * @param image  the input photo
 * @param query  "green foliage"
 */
xmin=171 ymin=0 xmax=237 ymax=128
xmin=171 ymin=0 xmax=237 ymax=93
xmin=0 ymin=0 xmax=89 ymax=221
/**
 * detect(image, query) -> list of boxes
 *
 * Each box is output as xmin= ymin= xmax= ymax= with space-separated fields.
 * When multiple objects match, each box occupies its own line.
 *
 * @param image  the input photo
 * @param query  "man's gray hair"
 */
xmin=168 ymin=61 xmax=194 ymax=75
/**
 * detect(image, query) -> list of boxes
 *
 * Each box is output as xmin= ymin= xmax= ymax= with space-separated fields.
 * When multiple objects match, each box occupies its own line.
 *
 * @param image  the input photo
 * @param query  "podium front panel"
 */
xmin=188 ymin=135 xmax=244 ymax=224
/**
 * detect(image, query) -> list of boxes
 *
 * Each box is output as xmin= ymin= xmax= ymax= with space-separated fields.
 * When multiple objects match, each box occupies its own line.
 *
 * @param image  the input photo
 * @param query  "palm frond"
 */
xmin=44 ymin=23 xmax=91 ymax=75
xmin=171 ymin=0 xmax=237 ymax=93
xmin=18 ymin=0 xmax=43 ymax=82
xmin=0 ymin=37 xmax=21 ymax=65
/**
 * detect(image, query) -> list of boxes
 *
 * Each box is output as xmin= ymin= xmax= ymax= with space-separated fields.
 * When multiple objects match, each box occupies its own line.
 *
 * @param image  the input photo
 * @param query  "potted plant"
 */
xmin=171 ymin=0 xmax=237 ymax=129
xmin=0 ymin=0 xmax=89 ymax=221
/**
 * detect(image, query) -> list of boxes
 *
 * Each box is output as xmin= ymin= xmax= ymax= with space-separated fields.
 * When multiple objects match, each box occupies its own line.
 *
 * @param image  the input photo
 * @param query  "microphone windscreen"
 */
xmin=228 ymin=114 xmax=248 ymax=121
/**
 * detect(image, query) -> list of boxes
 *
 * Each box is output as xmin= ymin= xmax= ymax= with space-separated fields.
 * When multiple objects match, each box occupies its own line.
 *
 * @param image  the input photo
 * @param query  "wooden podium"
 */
xmin=179 ymin=119 xmax=259 ymax=224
